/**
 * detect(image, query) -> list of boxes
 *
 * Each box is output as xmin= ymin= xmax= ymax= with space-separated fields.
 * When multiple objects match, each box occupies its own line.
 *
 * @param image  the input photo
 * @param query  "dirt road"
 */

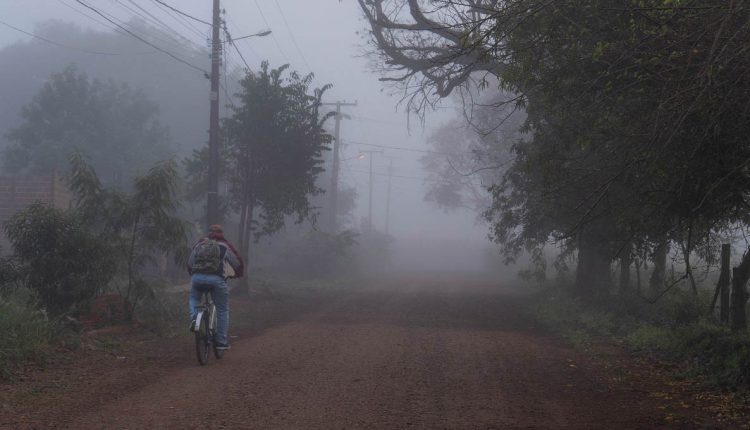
xmin=1 ymin=277 xmax=740 ymax=429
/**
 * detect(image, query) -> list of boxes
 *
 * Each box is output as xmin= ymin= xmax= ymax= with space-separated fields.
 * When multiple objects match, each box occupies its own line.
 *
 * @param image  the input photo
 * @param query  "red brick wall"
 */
xmin=0 ymin=173 xmax=71 ymax=254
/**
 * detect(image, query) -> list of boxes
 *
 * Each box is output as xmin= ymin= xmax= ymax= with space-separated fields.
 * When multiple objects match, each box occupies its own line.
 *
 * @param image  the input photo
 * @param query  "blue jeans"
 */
xmin=189 ymin=273 xmax=229 ymax=345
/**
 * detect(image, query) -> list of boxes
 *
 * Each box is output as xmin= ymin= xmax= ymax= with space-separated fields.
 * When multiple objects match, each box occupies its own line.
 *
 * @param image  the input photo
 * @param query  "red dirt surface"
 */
xmin=2 ymin=276 xmax=748 ymax=429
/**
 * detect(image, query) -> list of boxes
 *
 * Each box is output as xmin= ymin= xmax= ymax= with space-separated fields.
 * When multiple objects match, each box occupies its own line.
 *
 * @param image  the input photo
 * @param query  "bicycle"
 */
xmin=193 ymin=287 xmax=225 ymax=365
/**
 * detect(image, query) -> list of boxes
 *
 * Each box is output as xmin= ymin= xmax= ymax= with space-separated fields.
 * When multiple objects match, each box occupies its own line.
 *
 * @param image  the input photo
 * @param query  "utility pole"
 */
xmin=206 ymin=0 xmax=222 ymax=228
xmin=359 ymin=149 xmax=383 ymax=232
xmin=384 ymin=157 xmax=394 ymax=236
xmin=321 ymin=100 xmax=357 ymax=233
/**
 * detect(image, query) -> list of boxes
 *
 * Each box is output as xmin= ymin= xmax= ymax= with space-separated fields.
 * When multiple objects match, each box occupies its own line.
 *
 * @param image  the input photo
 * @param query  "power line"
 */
xmin=73 ymin=0 xmax=208 ymax=75
xmin=124 ymin=0 xmax=204 ymax=45
xmin=343 ymin=167 xmax=428 ymax=181
xmin=224 ymin=13 xmax=261 ymax=66
xmin=273 ymin=0 xmax=312 ymax=73
xmin=343 ymin=139 xmax=473 ymax=156
xmin=151 ymin=0 xmax=212 ymax=26
xmin=350 ymin=114 xmax=408 ymax=126
xmin=222 ymin=21 xmax=250 ymax=71
xmin=0 ymin=19 xmax=123 ymax=55
xmin=56 ymin=0 xmax=128 ymax=35
xmin=146 ymin=0 xmax=207 ymax=41
xmin=253 ymin=0 xmax=291 ymax=64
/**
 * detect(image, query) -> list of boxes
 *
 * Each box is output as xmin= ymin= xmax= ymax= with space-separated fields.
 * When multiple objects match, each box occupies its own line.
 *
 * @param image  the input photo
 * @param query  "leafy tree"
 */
xmin=360 ymin=1 xmax=750 ymax=309
xmin=188 ymin=62 xmax=333 ymax=261
xmin=3 ymin=203 xmax=114 ymax=316
xmin=68 ymin=153 xmax=186 ymax=317
xmin=4 ymin=65 xmax=173 ymax=185
xmin=0 ymin=20 xmax=209 ymax=162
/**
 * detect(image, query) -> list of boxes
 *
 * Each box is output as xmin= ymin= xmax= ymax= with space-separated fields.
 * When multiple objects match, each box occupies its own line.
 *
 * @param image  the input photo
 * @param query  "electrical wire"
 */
xmin=73 ymin=0 xmax=208 ymax=75
xmin=273 ymin=0 xmax=312 ymax=73
xmin=123 ymin=0 xmax=205 ymax=45
xmin=151 ymin=0 xmax=212 ymax=26
xmin=141 ymin=0 xmax=206 ymax=41
xmin=222 ymin=21 xmax=250 ymax=71
xmin=342 ymin=139 xmax=473 ymax=156
xmin=0 ymin=18 xmax=124 ymax=55
xmin=253 ymin=0 xmax=291 ymax=64
xmin=224 ymin=14 xmax=261 ymax=66
xmin=56 ymin=0 xmax=128 ymax=35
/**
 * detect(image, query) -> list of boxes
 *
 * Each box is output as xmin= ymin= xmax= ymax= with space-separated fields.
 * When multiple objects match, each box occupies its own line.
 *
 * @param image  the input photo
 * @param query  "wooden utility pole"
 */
xmin=321 ymin=101 xmax=357 ymax=233
xmin=206 ymin=0 xmax=222 ymax=228
xmin=384 ymin=156 xmax=394 ymax=236
xmin=358 ymin=149 xmax=383 ymax=232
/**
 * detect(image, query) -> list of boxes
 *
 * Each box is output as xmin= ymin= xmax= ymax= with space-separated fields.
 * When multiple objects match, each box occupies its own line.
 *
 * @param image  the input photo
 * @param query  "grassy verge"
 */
xmin=0 ymin=298 xmax=68 ymax=379
xmin=533 ymin=288 xmax=750 ymax=391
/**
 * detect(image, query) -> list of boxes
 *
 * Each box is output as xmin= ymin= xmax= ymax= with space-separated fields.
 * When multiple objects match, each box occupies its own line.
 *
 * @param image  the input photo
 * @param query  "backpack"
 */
xmin=192 ymin=239 xmax=222 ymax=274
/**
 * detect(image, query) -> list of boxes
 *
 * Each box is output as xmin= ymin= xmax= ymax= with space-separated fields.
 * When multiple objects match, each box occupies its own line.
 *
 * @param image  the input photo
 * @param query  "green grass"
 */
xmin=0 ymin=298 xmax=63 ymax=378
xmin=533 ymin=288 xmax=750 ymax=391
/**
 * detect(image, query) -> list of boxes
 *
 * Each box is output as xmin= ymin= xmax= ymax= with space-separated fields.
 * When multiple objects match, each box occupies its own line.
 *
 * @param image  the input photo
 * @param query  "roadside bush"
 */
xmin=273 ymin=230 xmax=358 ymax=279
xmin=535 ymin=287 xmax=750 ymax=390
xmin=0 ymin=298 xmax=61 ymax=378
xmin=4 ymin=203 xmax=115 ymax=316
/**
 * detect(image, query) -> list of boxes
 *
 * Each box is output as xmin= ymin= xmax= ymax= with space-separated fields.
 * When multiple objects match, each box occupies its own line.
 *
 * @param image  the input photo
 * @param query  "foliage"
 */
xmin=273 ymin=230 xmax=358 ymax=279
xmin=0 ymin=297 xmax=63 ymax=379
xmin=68 ymin=153 xmax=187 ymax=318
xmin=535 ymin=286 xmax=750 ymax=390
xmin=360 ymin=1 xmax=750 ymax=303
xmin=3 ymin=65 xmax=173 ymax=185
xmin=3 ymin=203 xmax=114 ymax=315
xmin=187 ymin=62 xmax=333 ymax=260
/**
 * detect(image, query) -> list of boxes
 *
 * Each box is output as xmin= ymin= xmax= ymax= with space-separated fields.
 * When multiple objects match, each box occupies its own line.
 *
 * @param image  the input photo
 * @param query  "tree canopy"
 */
xmin=4 ymin=65 xmax=174 ymax=185
xmin=360 ymin=1 xmax=750 ymax=306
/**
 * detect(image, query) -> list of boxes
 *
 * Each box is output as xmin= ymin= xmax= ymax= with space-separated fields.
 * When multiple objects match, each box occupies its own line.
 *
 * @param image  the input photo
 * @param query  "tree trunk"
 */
xmin=730 ymin=248 xmax=750 ymax=332
xmin=649 ymin=240 xmax=668 ymax=292
xmin=719 ymin=244 xmax=731 ymax=324
xmin=635 ymin=258 xmax=642 ymax=295
xmin=680 ymin=239 xmax=698 ymax=295
xmin=619 ymin=242 xmax=632 ymax=294
xmin=575 ymin=229 xmax=611 ymax=297
xmin=237 ymin=201 xmax=248 ymax=258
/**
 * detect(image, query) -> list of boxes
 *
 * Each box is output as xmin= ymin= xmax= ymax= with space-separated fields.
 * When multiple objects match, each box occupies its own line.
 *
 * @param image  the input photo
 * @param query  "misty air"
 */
xmin=0 ymin=1 xmax=748 ymax=428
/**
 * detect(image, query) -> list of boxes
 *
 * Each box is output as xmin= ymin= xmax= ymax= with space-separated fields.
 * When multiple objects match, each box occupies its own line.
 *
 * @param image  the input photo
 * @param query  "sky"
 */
xmin=0 ymin=0 xmax=494 ymax=272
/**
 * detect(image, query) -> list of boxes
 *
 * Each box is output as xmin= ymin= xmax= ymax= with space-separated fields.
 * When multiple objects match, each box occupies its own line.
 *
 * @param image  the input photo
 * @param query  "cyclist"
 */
xmin=186 ymin=224 xmax=244 ymax=350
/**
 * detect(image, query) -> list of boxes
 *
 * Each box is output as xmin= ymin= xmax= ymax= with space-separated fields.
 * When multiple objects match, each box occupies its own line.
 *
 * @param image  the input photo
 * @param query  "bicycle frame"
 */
xmin=194 ymin=288 xmax=223 ymax=365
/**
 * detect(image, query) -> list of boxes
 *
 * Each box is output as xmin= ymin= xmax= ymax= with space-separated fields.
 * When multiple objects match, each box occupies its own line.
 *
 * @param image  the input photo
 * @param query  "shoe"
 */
xmin=215 ymin=342 xmax=230 ymax=350
xmin=189 ymin=319 xmax=196 ymax=332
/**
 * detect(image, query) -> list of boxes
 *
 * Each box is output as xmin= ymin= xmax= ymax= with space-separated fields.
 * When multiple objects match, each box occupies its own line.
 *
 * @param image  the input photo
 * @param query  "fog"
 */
xmin=0 ymin=0 xmax=518 ymax=279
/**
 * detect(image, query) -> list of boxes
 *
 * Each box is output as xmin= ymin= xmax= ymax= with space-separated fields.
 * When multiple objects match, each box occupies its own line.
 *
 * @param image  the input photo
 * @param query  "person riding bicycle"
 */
xmin=186 ymin=224 xmax=244 ymax=350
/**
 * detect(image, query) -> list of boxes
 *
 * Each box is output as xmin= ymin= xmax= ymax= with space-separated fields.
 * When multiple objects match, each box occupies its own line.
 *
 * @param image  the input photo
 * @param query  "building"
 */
xmin=0 ymin=173 xmax=71 ymax=253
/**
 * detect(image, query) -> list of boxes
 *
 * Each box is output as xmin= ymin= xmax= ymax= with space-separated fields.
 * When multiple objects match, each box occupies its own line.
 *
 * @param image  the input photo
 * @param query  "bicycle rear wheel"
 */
xmin=211 ymin=305 xmax=224 ymax=359
xmin=195 ymin=310 xmax=210 ymax=365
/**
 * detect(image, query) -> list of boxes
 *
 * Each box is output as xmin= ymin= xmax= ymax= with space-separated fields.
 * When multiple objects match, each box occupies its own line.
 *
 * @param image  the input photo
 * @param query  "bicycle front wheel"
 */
xmin=195 ymin=311 xmax=210 ymax=365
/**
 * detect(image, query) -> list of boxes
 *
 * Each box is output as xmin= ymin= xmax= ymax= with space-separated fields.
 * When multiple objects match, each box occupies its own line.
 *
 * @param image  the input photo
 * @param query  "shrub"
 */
xmin=0 ymin=298 xmax=61 ymax=378
xmin=4 ymin=203 xmax=115 ymax=315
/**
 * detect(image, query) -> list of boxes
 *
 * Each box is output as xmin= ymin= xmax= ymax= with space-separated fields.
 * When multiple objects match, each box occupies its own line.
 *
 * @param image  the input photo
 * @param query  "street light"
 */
xmin=231 ymin=29 xmax=272 ymax=42
xmin=342 ymin=153 xmax=366 ymax=161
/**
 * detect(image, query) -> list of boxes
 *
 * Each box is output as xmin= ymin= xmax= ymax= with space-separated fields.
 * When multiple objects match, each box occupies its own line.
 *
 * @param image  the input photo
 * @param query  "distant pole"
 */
xmin=358 ymin=149 xmax=383 ymax=232
xmin=206 ymin=0 xmax=222 ymax=228
xmin=368 ymin=153 xmax=373 ymax=231
xmin=720 ymin=243 xmax=731 ymax=324
xmin=321 ymin=101 xmax=357 ymax=233
xmin=385 ymin=157 xmax=393 ymax=235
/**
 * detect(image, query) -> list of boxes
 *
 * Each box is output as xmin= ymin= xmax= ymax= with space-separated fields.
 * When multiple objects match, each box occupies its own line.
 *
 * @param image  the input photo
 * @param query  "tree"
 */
xmin=360 ymin=1 xmax=750 ymax=304
xmin=68 ymin=153 xmax=186 ymax=318
xmin=190 ymin=62 xmax=333 ymax=262
xmin=4 ymin=65 xmax=173 ymax=185
xmin=3 ymin=203 xmax=114 ymax=316
xmin=0 ymin=19 xmax=209 ymax=163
